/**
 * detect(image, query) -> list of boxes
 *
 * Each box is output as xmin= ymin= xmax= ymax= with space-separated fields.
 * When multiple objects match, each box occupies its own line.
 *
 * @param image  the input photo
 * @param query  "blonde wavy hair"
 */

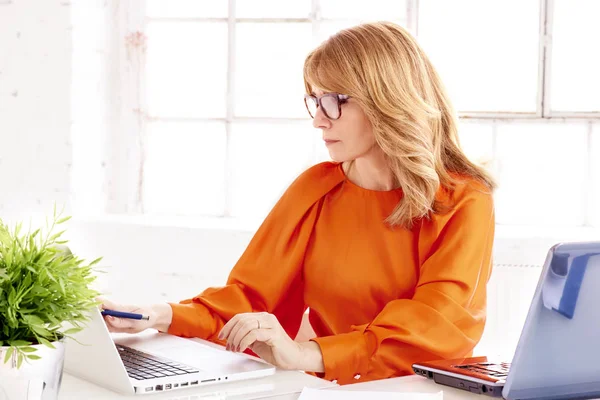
xmin=303 ymin=21 xmax=496 ymax=228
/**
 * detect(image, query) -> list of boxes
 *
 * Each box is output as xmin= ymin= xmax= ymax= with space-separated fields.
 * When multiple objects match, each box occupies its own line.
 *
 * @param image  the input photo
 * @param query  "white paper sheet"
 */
xmin=297 ymin=387 xmax=444 ymax=400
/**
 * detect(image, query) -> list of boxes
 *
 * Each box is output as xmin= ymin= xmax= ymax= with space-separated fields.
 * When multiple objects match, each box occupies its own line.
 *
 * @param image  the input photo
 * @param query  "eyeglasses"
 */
xmin=304 ymin=93 xmax=350 ymax=120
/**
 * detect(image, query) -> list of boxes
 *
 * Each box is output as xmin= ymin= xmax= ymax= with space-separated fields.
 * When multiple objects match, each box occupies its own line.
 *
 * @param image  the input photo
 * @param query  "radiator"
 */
xmin=474 ymin=263 xmax=543 ymax=360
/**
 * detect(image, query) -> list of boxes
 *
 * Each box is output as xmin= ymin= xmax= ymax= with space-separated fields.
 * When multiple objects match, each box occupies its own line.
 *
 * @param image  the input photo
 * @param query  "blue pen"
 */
xmin=101 ymin=309 xmax=150 ymax=321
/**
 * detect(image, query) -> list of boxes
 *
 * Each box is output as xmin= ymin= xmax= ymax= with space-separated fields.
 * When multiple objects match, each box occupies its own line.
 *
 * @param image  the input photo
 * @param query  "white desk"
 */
xmin=59 ymin=370 xmax=333 ymax=400
xmin=329 ymin=375 xmax=482 ymax=399
xmin=59 ymin=372 xmax=482 ymax=400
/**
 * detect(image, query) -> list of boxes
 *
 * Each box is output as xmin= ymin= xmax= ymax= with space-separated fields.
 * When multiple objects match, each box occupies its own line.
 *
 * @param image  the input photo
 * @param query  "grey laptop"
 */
xmin=413 ymin=242 xmax=600 ymax=399
xmin=64 ymin=308 xmax=276 ymax=395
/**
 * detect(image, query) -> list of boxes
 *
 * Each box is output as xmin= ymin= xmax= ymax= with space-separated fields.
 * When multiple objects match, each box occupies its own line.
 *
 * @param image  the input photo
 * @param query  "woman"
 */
xmin=103 ymin=21 xmax=496 ymax=385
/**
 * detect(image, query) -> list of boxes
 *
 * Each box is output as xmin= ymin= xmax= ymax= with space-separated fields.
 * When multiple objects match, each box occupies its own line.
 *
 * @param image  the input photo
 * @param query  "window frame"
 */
xmin=112 ymin=0 xmax=599 ymax=226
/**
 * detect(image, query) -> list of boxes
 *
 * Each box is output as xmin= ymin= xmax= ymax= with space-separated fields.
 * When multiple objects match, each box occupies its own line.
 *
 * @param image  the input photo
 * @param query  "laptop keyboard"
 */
xmin=117 ymin=345 xmax=200 ymax=381
xmin=455 ymin=362 xmax=511 ymax=378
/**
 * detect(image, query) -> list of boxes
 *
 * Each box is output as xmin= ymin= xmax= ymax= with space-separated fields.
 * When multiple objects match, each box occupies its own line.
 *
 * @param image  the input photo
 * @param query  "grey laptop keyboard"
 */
xmin=117 ymin=345 xmax=200 ymax=381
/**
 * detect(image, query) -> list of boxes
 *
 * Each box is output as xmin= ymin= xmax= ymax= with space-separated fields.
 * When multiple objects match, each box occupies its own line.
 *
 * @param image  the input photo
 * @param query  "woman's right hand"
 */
xmin=99 ymin=298 xmax=173 ymax=334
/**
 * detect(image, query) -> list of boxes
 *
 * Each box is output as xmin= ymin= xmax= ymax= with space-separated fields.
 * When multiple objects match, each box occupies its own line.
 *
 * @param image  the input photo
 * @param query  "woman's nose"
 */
xmin=312 ymin=107 xmax=331 ymax=129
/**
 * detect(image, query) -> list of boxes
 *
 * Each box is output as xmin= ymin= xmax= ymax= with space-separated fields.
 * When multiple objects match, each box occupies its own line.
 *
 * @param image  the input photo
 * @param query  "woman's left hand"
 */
xmin=218 ymin=312 xmax=321 ymax=371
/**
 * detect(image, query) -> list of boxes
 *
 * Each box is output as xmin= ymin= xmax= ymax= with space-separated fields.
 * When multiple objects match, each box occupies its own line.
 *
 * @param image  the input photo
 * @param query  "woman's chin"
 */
xmin=327 ymin=152 xmax=350 ymax=163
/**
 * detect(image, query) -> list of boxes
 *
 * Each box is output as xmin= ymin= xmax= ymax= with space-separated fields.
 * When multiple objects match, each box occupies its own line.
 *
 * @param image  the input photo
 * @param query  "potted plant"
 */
xmin=0 ymin=208 xmax=102 ymax=400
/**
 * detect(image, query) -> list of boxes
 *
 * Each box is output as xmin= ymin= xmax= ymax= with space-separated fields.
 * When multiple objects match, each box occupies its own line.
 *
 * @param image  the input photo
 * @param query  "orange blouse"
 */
xmin=167 ymin=161 xmax=495 ymax=385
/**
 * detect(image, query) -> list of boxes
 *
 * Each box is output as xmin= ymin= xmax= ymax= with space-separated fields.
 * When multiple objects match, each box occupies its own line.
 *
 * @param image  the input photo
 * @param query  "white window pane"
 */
xmin=146 ymin=22 xmax=227 ymax=118
xmin=237 ymin=0 xmax=311 ymax=18
xmin=229 ymin=122 xmax=316 ymax=219
xmin=316 ymin=20 xmax=407 ymax=44
xmin=320 ymin=0 xmax=407 ymax=20
xmin=457 ymin=121 xmax=494 ymax=170
xmin=235 ymin=23 xmax=313 ymax=118
xmin=494 ymin=123 xmax=588 ymax=226
xmin=143 ymin=122 xmax=226 ymax=216
xmin=418 ymin=1 xmax=539 ymax=113
xmin=550 ymin=1 xmax=600 ymax=112
xmin=591 ymin=124 xmax=600 ymax=228
xmin=146 ymin=1 xmax=227 ymax=18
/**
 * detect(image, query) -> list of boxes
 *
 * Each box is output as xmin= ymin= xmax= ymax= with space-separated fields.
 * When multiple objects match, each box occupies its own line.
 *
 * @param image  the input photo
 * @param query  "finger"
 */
xmin=103 ymin=314 xmax=118 ymax=330
xmin=107 ymin=325 xmax=140 ymax=334
xmin=104 ymin=315 xmax=143 ymax=334
xmin=104 ymin=315 xmax=139 ymax=331
xmin=104 ymin=315 xmax=123 ymax=329
xmin=106 ymin=323 xmax=134 ymax=333
xmin=265 ymin=313 xmax=278 ymax=327
xmin=219 ymin=313 xmax=248 ymax=341
xmin=98 ymin=297 xmax=144 ymax=315
xmin=100 ymin=300 xmax=138 ymax=317
xmin=105 ymin=320 xmax=144 ymax=334
xmin=225 ymin=316 xmax=253 ymax=349
xmin=219 ymin=314 xmax=244 ymax=340
xmin=98 ymin=297 xmax=120 ymax=310
xmin=228 ymin=312 xmax=272 ymax=348
xmin=227 ymin=316 xmax=258 ymax=351
xmin=238 ymin=329 xmax=272 ymax=353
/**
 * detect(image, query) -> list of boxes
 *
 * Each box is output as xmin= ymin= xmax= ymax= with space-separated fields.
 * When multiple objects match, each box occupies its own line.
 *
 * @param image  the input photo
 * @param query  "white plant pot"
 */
xmin=0 ymin=339 xmax=65 ymax=400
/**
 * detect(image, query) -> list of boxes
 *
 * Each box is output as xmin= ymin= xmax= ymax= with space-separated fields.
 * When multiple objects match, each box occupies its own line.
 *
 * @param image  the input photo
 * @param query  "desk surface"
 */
xmin=59 ymin=369 xmax=334 ymax=400
xmin=59 ymin=372 xmax=483 ymax=400
xmin=330 ymin=375 xmax=482 ymax=399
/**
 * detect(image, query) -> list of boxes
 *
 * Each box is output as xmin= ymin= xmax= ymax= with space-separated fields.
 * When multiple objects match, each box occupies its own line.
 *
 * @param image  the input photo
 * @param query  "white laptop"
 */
xmin=64 ymin=308 xmax=276 ymax=395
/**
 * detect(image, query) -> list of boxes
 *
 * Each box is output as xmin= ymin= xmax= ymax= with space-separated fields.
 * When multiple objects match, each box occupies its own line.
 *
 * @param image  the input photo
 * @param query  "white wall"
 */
xmin=65 ymin=215 xmax=600 ymax=304
xmin=66 ymin=217 xmax=255 ymax=304
xmin=0 ymin=0 xmax=72 ymax=224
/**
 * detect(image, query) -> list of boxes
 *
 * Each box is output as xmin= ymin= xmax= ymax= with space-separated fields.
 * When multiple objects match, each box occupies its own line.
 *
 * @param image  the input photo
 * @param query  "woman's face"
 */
xmin=310 ymin=88 xmax=376 ymax=162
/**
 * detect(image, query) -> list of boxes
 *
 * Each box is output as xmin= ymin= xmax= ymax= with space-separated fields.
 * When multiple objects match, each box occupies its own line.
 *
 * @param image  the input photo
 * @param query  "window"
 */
xmin=114 ymin=1 xmax=600 ymax=227
xmin=236 ymin=1 xmax=309 ymax=19
xmin=139 ymin=1 xmax=409 ymax=221
xmin=418 ymin=1 xmax=540 ymax=114
xmin=146 ymin=22 xmax=228 ymax=119
xmin=146 ymin=1 xmax=227 ymax=18
xmin=235 ymin=22 xmax=312 ymax=118
xmin=550 ymin=1 xmax=600 ymax=113
xmin=319 ymin=0 xmax=406 ymax=20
